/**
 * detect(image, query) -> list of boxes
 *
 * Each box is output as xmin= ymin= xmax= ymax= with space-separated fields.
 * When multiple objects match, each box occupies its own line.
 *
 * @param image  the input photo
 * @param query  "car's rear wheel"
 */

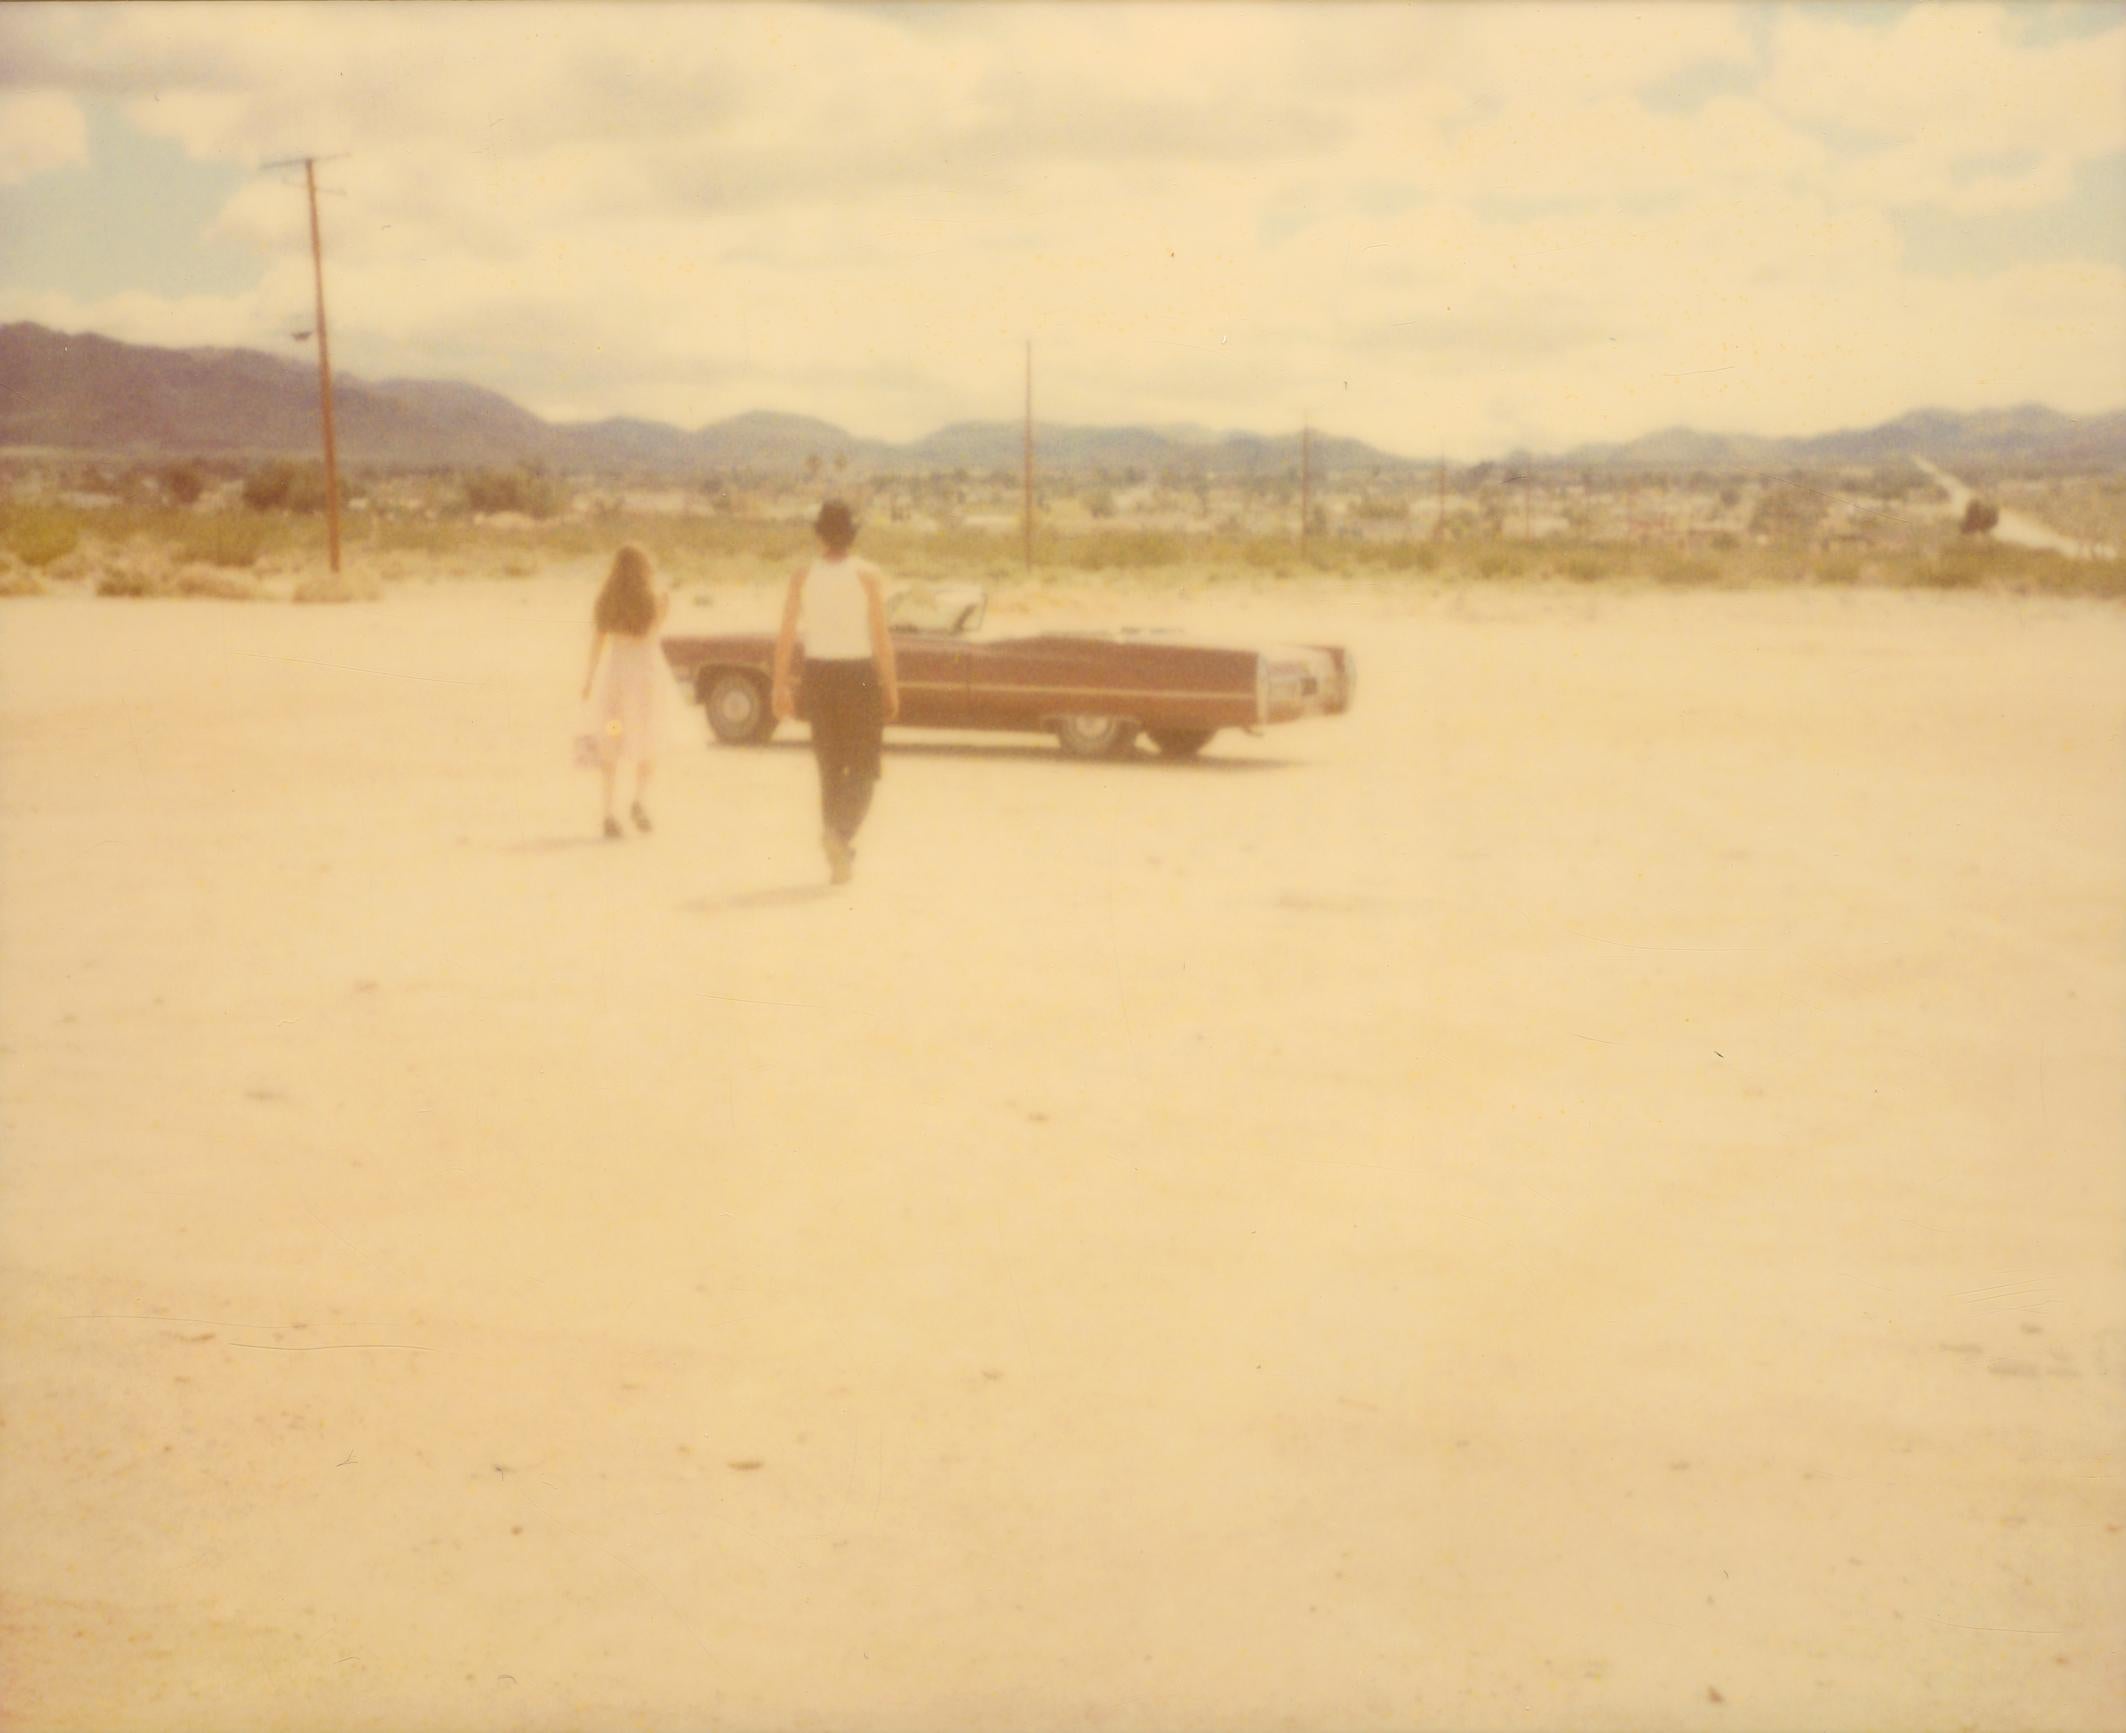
xmin=702 ymin=670 xmax=775 ymax=744
xmin=1053 ymin=715 xmax=1139 ymax=759
xmin=1147 ymin=728 xmax=1216 ymax=758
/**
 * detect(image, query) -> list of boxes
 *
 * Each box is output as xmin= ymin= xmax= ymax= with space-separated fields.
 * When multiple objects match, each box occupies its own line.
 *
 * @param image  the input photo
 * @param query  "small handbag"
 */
xmin=573 ymin=701 xmax=608 ymax=769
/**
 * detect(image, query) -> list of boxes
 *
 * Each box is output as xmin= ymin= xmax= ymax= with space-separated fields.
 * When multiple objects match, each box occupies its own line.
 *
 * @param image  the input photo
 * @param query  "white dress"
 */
xmin=590 ymin=628 xmax=674 ymax=766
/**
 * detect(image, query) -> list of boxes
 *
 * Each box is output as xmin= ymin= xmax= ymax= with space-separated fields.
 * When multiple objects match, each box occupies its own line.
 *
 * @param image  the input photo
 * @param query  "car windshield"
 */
xmin=887 ymin=582 xmax=986 ymax=635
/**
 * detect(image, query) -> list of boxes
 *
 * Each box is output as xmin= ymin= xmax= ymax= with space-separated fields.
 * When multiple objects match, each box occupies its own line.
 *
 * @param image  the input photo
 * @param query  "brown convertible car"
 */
xmin=662 ymin=583 xmax=1355 ymax=758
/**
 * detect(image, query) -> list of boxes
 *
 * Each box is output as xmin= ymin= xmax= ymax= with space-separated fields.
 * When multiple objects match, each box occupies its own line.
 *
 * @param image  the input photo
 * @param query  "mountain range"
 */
xmin=3 ymin=322 xmax=2121 ymax=476
xmin=1555 ymin=404 xmax=2126 ymax=470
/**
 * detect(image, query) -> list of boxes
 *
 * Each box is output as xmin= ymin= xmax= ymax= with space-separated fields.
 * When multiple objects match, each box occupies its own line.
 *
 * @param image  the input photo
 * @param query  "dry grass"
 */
xmin=0 ymin=505 xmax=82 ymax=569
xmin=177 ymin=515 xmax=271 ymax=569
xmin=291 ymin=569 xmax=383 ymax=604
xmin=171 ymin=565 xmax=265 ymax=602
xmin=94 ymin=567 xmax=171 ymax=599
xmin=5 ymin=494 xmax=2124 ymax=601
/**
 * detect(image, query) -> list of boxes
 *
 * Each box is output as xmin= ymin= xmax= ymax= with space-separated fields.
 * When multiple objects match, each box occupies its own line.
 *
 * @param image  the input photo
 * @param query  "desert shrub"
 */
xmin=1560 ymin=550 xmax=1611 ymax=583
xmin=172 ymin=566 xmax=262 ymax=601
xmin=1072 ymin=528 xmax=1186 ymax=569
xmin=178 ymin=514 xmax=270 ymax=568
xmin=1373 ymin=540 xmax=1442 ymax=574
xmin=369 ymin=517 xmax=456 ymax=556
xmin=1960 ymin=498 xmax=2000 ymax=536
xmin=96 ymin=567 xmax=171 ymax=598
xmin=462 ymin=468 xmax=566 ymax=518
xmin=160 ymin=463 xmax=206 ymax=506
xmin=4 ymin=506 xmax=83 ymax=568
xmin=1929 ymin=544 xmax=1991 ymax=589
xmin=286 ymin=467 xmax=329 ymax=513
xmin=2058 ymin=556 xmax=2126 ymax=600
xmin=1905 ymin=541 xmax=2123 ymax=597
xmin=292 ymin=570 xmax=382 ymax=605
xmin=1814 ymin=554 xmax=1862 ymax=586
xmin=1649 ymin=551 xmax=1720 ymax=587
xmin=242 ymin=461 xmax=329 ymax=514
xmin=1469 ymin=543 xmax=1535 ymax=580
xmin=1750 ymin=481 xmax=1828 ymax=540
xmin=0 ymin=568 xmax=45 ymax=599
xmin=242 ymin=461 xmax=295 ymax=511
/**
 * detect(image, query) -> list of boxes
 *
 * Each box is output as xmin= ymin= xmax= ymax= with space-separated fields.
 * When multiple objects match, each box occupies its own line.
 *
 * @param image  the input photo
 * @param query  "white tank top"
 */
xmin=801 ymin=557 xmax=875 ymax=661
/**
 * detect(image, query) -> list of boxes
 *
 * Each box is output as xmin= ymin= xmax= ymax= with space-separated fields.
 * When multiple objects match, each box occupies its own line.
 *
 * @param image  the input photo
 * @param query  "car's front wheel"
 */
xmin=702 ymin=670 xmax=776 ymax=745
xmin=1053 ymin=715 xmax=1140 ymax=759
xmin=1147 ymin=728 xmax=1216 ymax=758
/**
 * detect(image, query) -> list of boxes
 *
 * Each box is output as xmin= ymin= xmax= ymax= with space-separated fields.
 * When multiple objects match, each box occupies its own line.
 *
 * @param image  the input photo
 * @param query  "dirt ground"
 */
xmin=2 ymin=571 xmax=2122 ymax=1732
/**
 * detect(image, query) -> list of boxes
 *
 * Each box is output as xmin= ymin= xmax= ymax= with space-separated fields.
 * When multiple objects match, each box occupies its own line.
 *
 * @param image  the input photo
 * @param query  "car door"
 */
xmin=958 ymin=632 xmax=1150 ymax=731
xmin=890 ymin=630 xmax=972 ymax=727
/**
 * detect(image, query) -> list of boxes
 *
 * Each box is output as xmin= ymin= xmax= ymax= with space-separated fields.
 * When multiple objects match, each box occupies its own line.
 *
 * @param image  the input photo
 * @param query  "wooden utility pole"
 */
xmin=1435 ymin=454 xmax=1446 ymax=540
xmin=305 ymin=158 xmax=343 ymax=573
xmin=267 ymin=154 xmax=345 ymax=573
xmin=1299 ymin=419 xmax=1312 ymax=556
xmin=1022 ymin=339 xmax=1034 ymax=573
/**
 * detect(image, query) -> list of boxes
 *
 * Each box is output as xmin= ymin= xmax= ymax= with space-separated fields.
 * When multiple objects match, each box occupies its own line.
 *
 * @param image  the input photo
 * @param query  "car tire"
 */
xmin=1053 ymin=715 xmax=1140 ymax=759
xmin=702 ymin=670 xmax=775 ymax=745
xmin=1147 ymin=728 xmax=1215 ymax=758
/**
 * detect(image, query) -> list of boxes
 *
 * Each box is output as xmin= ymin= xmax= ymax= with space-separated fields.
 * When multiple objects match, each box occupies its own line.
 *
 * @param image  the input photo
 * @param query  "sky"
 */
xmin=1 ymin=1 xmax=2122 ymax=459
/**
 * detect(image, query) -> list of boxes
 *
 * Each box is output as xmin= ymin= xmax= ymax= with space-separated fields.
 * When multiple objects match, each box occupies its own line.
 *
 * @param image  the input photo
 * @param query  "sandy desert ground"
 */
xmin=2 ymin=569 xmax=2122 ymax=1732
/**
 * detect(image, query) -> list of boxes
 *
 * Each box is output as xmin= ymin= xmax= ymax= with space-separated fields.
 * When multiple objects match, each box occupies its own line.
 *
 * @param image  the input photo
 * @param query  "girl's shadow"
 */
xmin=683 ymin=883 xmax=838 ymax=913
xmin=501 ymin=835 xmax=620 ymax=853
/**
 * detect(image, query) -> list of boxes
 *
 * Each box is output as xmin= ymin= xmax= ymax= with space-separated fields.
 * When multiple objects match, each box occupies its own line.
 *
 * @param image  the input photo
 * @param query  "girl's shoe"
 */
xmin=603 ymin=816 xmax=624 ymax=840
xmin=823 ymin=829 xmax=853 ymax=884
xmin=630 ymin=802 xmax=653 ymax=833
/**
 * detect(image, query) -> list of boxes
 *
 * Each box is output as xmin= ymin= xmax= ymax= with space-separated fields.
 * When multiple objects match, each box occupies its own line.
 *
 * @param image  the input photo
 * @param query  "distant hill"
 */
xmin=1794 ymin=404 xmax=2126 ymax=467
xmin=1563 ymin=404 xmax=2126 ymax=470
xmin=3 ymin=322 xmax=2121 ymax=476
xmin=1558 ymin=426 xmax=1788 ymax=469
xmin=0 ymin=322 xmax=1420 ymax=477
xmin=0 ymin=325 xmax=550 ymax=465
xmin=902 ymin=420 xmax=1404 ymax=477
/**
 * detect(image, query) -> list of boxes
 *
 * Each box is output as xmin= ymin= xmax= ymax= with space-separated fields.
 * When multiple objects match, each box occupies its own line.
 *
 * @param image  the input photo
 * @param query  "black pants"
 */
xmin=805 ymin=658 xmax=883 ymax=842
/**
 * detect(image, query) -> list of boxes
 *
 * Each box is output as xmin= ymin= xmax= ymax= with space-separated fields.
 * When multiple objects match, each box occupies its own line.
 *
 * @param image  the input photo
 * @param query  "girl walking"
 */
xmin=580 ymin=543 xmax=672 ymax=839
xmin=772 ymin=500 xmax=899 ymax=883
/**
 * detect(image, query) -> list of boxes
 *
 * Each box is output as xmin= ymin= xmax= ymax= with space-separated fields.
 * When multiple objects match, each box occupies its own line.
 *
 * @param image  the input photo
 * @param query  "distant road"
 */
xmin=1910 ymin=456 xmax=2116 ymax=560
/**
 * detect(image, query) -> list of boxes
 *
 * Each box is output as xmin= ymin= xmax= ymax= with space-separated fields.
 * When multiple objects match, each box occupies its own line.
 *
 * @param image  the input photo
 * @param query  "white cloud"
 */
xmin=2 ymin=3 xmax=2122 ymax=454
xmin=1765 ymin=4 xmax=2125 ymax=208
xmin=3 ymin=283 xmax=273 ymax=348
xmin=0 ymin=91 xmax=88 ymax=185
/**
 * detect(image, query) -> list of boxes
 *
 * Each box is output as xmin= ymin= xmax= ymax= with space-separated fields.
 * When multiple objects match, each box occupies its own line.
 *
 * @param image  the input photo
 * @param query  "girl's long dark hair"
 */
xmin=595 ymin=544 xmax=657 ymax=634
